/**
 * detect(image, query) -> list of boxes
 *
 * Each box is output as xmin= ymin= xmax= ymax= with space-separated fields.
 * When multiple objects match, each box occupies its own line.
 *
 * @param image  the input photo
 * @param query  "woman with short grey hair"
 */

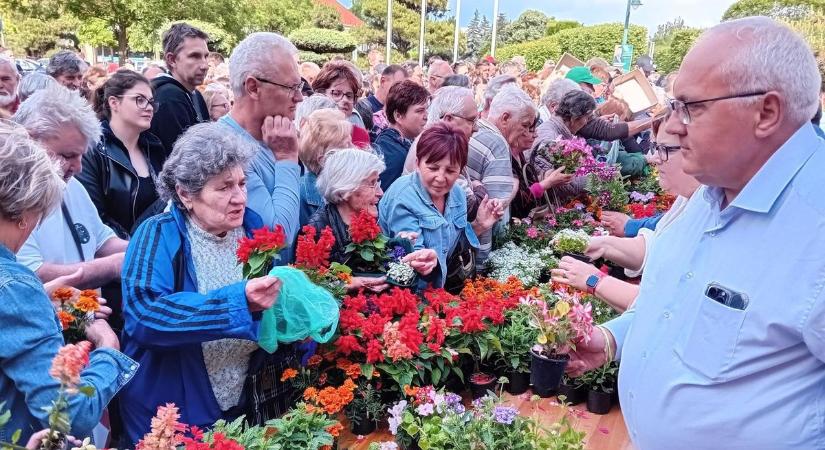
xmin=119 ymin=121 xmax=296 ymax=445
xmin=308 ymin=148 xmax=438 ymax=292
xmin=17 ymin=72 xmax=59 ymax=103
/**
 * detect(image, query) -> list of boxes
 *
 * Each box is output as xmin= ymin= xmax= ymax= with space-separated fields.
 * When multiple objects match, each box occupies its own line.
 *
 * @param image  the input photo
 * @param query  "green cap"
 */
xmin=565 ymin=66 xmax=603 ymax=85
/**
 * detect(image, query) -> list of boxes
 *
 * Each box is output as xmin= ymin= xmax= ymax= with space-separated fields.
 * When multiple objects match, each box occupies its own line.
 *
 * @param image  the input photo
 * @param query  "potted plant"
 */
xmin=345 ymin=210 xmax=416 ymax=286
xmin=493 ymin=304 xmax=538 ymax=395
xmin=533 ymin=136 xmax=595 ymax=175
xmin=552 ymin=228 xmax=591 ymax=262
xmin=557 ymin=374 xmax=588 ymax=406
xmin=388 ymin=387 xmax=467 ymax=450
xmin=468 ymin=372 xmax=499 ymax=399
xmin=584 ymin=362 xmax=618 ymax=415
xmin=523 ymin=291 xmax=594 ymax=397
xmin=345 ymin=380 xmax=385 ymax=435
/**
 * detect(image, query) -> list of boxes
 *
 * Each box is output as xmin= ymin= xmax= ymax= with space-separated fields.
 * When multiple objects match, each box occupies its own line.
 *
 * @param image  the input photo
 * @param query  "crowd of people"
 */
xmin=0 ymin=14 xmax=824 ymax=450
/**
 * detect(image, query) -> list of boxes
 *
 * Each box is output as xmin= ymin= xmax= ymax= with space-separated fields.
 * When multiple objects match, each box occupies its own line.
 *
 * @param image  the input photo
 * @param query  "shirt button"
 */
xmin=130 ymin=364 xmax=138 ymax=371
xmin=663 ymin=311 xmax=671 ymax=319
xmin=686 ymin=272 xmax=694 ymax=279
xmin=709 ymin=231 xmax=717 ymax=237
xmin=123 ymin=373 xmax=131 ymax=379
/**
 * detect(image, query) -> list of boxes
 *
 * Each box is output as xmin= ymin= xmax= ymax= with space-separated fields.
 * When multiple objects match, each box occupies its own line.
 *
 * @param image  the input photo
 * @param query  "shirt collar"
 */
xmin=477 ymin=118 xmax=503 ymax=138
xmin=709 ymin=123 xmax=821 ymax=213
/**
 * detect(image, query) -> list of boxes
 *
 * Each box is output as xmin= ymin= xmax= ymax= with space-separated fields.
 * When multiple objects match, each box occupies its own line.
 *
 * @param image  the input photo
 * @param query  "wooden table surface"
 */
xmin=338 ymin=392 xmax=632 ymax=450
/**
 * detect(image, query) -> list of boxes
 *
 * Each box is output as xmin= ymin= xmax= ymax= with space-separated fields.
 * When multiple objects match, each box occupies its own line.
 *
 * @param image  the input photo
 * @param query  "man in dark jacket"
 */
xmin=150 ymin=23 xmax=210 ymax=156
xmin=355 ymin=64 xmax=408 ymax=141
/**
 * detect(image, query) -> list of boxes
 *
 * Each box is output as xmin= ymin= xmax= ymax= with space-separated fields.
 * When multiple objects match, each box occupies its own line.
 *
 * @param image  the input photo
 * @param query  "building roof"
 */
xmin=313 ymin=0 xmax=365 ymax=28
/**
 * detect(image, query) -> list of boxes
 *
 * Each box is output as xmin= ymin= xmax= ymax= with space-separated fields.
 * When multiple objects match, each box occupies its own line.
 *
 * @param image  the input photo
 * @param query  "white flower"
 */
xmin=387 ymin=261 xmax=416 ymax=284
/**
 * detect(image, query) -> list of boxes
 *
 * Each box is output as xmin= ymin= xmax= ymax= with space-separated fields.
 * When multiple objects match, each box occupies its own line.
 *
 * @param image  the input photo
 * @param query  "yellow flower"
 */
xmin=537 ymin=334 xmax=548 ymax=345
xmin=554 ymin=300 xmax=570 ymax=317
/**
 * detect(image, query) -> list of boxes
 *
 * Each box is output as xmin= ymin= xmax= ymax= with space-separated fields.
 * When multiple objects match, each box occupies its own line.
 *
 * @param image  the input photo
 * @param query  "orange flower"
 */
xmin=280 ymin=368 xmax=298 ymax=382
xmin=337 ymin=272 xmax=353 ymax=284
xmin=74 ymin=295 xmax=100 ymax=313
xmin=51 ymin=287 xmax=75 ymax=303
xmin=345 ymin=364 xmax=361 ymax=379
xmin=404 ymin=385 xmax=420 ymax=398
xmin=325 ymin=423 xmax=344 ymax=438
xmin=79 ymin=289 xmax=99 ymax=299
xmin=307 ymin=355 xmax=323 ymax=366
xmin=264 ymin=427 xmax=278 ymax=438
xmin=303 ymin=387 xmax=318 ymax=401
xmin=57 ymin=310 xmax=74 ymax=330
xmin=49 ymin=341 xmax=91 ymax=389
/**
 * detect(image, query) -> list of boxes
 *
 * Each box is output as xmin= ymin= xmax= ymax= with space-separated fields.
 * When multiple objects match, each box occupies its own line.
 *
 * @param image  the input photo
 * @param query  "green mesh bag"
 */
xmin=258 ymin=266 xmax=340 ymax=353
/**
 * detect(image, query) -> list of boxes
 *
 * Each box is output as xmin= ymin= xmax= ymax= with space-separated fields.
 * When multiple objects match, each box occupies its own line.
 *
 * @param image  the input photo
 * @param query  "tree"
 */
xmin=2 ymin=12 xmax=80 ymax=57
xmin=465 ymin=9 xmax=484 ymax=58
xmin=546 ymin=19 xmax=582 ymax=36
xmin=722 ymin=0 xmax=823 ymax=21
xmin=502 ymin=10 xmax=549 ymax=46
xmin=129 ymin=19 xmax=236 ymax=56
xmin=310 ymin=3 xmax=344 ymax=31
xmin=654 ymin=28 xmax=702 ymax=73
xmin=653 ymin=17 xmax=686 ymax=41
xmin=77 ymin=18 xmax=118 ymax=48
xmin=494 ymin=13 xmax=511 ymax=47
xmin=356 ymin=0 xmax=452 ymax=58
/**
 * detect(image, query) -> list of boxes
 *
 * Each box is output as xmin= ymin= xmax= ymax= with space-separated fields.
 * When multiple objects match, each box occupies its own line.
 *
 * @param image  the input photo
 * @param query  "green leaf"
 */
xmin=345 ymin=243 xmax=357 ymax=253
xmin=431 ymin=368 xmax=441 ymax=384
xmin=78 ymin=385 xmax=95 ymax=397
xmin=10 ymin=429 xmax=20 ymax=445
xmin=360 ymin=249 xmax=375 ymax=262
xmin=0 ymin=406 xmax=9 ymax=427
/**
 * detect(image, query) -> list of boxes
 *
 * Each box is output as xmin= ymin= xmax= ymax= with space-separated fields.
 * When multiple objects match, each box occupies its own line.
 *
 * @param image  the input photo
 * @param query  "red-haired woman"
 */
xmin=379 ymin=122 xmax=504 ymax=291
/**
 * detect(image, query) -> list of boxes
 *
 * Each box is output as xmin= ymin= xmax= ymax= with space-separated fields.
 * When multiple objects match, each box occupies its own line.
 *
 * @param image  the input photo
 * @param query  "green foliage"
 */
xmin=654 ymin=28 xmax=703 ymax=74
xmin=357 ymin=0 xmax=452 ymax=57
xmin=580 ymin=362 xmax=618 ymax=393
xmin=494 ymin=305 xmax=540 ymax=373
xmin=552 ymin=22 xmax=648 ymax=63
xmin=243 ymin=0 xmax=313 ymax=36
xmin=2 ymin=13 xmax=80 ymax=56
xmin=502 ymin=10 xmax=549 ymax=46
xmin=298 ymin=50 xmax=331 ymax=66
xmin=546 ymin=19 xmax=583 ymax=37
xmin=289 ymin=27 xmax=357 ymax=54
xmin=310 ymin=3 xmax=344 ymax=31
xmin=77 ymin=18 xmax=117 ymax=47
xmin=344 ymin=380 xmax=385 ymax=426
xmin=781 ymin=10 xmax=825 ymax=56
xmin=722 ymin=0 xmax=823 ymax=20
xmin=130 ymin=19 xmax=236 ymax=57
xmin=496 ymin=36 xmax=562 ymax=71
xmin=208 ymin=408 xmax=338 ymax=450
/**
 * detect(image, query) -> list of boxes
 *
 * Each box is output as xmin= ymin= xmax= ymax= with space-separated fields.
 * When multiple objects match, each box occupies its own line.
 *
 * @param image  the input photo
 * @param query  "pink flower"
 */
xmin=135 ymin=403 xmax=186 ymax=450
xmin=526 ymin=227 xmax=539 ymax=239
xmin=49 ymin=341 xmax=91 ymax=390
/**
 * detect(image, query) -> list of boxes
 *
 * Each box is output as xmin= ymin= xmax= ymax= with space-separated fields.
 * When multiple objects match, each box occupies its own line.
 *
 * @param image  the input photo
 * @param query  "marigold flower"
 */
xmin=307 ymin=355 xmax=323 ymax=366
xmin=74 ymin=295 xmax=100 ymax=313
xmin=326 ymin=423 xmax=344 ymax=438
xmin=51 ymin=287 xmax=77 ymax=303
xmin=280 ymin=368 xmax=298 ymax=382
xmin=304 ymin=387 xmax=318 ymax=401
xmin=57 ymin=310 xmax=74 ymax=330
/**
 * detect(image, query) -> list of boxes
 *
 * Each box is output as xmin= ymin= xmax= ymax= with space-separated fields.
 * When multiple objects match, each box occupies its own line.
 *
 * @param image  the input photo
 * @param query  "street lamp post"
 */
xmin=418 ymin=0 xmax=427 ymax=67
xmin=491 ymin=0 xmax=500 ymax=57
xmin=386 ymin=0 xmax=393 ymax=64
xmin=621 ymin=0 xmax=642 ymax=71
xmin=452 ymin=0 xmax=461 ymax=63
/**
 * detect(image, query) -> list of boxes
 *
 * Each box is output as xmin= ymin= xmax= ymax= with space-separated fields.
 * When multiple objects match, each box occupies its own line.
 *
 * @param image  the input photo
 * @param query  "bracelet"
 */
xmin=597 ymin=326 xmax=613 ymax=363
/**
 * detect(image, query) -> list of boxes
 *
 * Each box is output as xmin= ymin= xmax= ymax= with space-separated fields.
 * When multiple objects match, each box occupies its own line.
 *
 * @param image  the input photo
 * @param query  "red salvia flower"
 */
xmin=295 ymin=225 xmax=336 ymax=269
xmin=349 ymin=209 xmax=382 ymax=244
xmin=236 ymin=225 xmax=286 ymax=263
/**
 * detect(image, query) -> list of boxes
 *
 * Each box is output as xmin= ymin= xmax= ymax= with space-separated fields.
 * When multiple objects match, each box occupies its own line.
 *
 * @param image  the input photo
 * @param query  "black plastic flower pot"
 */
xmin=562 ymin=252 xmax=591 ymax=263
xmin=505 ymin=370 xmax=531 ymax=395
xmin=557 ymin=381 xmax=588 ymax=405
xmin=350 ymin=417 xmax=377 ymax=435
xmin=530 ymin=350 xmax=569 ymax=398
xmin=469 ymin=372 xmax=498 ymax=399
xmin=587 ymin=390 xmax=613 ymax=415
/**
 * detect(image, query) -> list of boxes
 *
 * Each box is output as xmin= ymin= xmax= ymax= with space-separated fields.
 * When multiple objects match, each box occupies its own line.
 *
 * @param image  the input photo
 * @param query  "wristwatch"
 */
xmin=585 ymin=272 xmax=606 ymax=295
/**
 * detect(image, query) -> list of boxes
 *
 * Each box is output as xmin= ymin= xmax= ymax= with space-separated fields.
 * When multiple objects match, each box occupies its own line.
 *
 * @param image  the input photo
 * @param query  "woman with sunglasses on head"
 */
xmin=78 ymin=70 xmax=166 ymax=239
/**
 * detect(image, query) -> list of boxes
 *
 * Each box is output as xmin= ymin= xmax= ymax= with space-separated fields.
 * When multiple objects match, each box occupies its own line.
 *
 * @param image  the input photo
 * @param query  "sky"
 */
xmin=339 ymin=0 xmax=740 ymax=36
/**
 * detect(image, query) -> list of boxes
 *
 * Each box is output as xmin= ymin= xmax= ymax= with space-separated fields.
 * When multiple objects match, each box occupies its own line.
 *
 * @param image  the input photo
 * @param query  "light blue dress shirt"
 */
xmin=604 ymin=124 xmax=825 ymax=449
xmin=218 ymin=115 xmax=301 ymax=242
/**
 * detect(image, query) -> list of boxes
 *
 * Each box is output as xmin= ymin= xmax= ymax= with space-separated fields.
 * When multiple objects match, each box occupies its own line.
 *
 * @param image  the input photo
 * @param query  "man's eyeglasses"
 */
xmin=118 ymin=94 xmax=157 ymax=111
xmin=442 ymin=113 xmax=478 ymax=127
xmin=667 ymin=91 xmax=767 ymax=125
xmin=255 ymin=77 xmax=305 ymax=96
xmin=324 ymin=89 xmax=356 ymax=102
xmin=652 ymin=143 xmax=681 ymax=162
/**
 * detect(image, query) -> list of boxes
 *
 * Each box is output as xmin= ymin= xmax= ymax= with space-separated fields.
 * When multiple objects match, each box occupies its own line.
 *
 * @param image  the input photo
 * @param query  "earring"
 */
xmin=17 ymin=219 xmax=27 ymax=230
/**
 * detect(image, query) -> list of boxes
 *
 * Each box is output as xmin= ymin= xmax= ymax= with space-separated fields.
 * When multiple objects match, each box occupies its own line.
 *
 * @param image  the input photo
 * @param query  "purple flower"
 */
xmin=388 ymin=400 xmax=407 ymax=435
xmin=493 ymin=406 xmax=518 ymax=425
xmin=415 ymin=403 xmax=434 ymax=416
xmin=389 ymin=245 xmax=408 ymax=262
xmin=630 ymin=191 xmax=655 ymax=203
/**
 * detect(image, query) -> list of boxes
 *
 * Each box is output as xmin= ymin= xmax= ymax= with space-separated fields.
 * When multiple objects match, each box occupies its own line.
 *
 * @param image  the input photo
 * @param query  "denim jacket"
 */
xmin=379 ymin=172 xmax=479 ymax=287
xmin=0 ymin=244 xmax=137 ymax=444
xmin=299 ymin=171 xmax=324 ymax=227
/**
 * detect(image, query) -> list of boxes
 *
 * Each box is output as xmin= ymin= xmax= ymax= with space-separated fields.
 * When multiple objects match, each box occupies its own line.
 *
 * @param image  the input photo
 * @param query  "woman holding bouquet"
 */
xmin=0 ymin=123 xmax=137 ymax=445
xmin=119 ymin=122 xmax=294 ymax=446
xmin=380 ymin=123 xmax=504 ymax=289
xmin=309 ymin=148 xmax=439 ymax=292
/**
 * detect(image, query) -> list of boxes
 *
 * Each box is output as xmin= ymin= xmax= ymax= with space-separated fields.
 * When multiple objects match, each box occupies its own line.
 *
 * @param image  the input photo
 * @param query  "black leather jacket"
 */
xmin=77 ymin=121 xmax=166 ymax=238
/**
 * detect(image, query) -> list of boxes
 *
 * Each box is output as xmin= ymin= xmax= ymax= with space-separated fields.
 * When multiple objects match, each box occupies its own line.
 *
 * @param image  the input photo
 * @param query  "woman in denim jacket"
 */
xmin=380 ymin=123 xmax=504 ymax=288
xmin=0 ymin=124 xmax=137 ymax=445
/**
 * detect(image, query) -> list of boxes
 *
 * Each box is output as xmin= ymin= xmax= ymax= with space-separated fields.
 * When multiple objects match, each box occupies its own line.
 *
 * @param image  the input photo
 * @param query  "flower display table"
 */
xmin=338 ymin=392 xmax=631 ymax=449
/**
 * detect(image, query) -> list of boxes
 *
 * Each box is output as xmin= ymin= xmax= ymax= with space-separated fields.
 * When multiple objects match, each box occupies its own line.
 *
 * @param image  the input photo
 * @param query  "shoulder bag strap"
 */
xmin=61 ymin=202 xmax=86 ymax=261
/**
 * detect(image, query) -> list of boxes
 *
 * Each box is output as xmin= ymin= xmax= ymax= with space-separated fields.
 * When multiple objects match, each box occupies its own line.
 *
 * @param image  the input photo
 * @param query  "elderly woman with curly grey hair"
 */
xmin=0 ymin=122 xmax=137 ymax=446
xmin=119 ymin=122 xmax=297 ymax=446
xmin=308 ymin=147 xmax=438 ymax=292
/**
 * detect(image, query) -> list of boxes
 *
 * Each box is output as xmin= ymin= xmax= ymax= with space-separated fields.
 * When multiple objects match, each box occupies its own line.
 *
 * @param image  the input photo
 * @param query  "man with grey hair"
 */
xmin=149 ymin=22 xmax=210 ymax=156
xmin=47 ymin=50 xmax=88 ymax=91
xmin=0 ymin=56 xmax=20 ymax=113
xmin=468 ymin=84 xmax=536 ymax=268
xmin=564 ymin=17 xmax=825 ymax=449
xmin=13 ymin=84 xmax=128 ymax=292
xmin=538 ymin=78 xmax=580 ymax=122
xmin=219 ymin=31 xmax=303 ymax=245
xmin=480 ymin=74 xmax=517 ymax=119
xmin=427 ymin=59 xmax=454 ymax=94
xmin=18 ymin=72 xmax=58 ymax=103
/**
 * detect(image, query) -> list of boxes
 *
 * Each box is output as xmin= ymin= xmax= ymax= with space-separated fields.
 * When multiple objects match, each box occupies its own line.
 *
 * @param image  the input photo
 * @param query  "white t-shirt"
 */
xmin=17 ymin=178 xmax=116 ymax=272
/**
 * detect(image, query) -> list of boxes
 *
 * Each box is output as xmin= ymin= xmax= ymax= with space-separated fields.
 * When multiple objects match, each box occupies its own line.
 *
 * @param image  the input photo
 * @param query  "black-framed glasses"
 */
xmin=442 ymin=112 xmax=478 ymax=127
xmin=323 ymin=89 xmax=356 ymax=101
xmin=653 ymin=143 xmax=681 ymax=162
xmin=255 ymin=77 xmax=305 ymax=96
xmin=667 ymin=91 xmax=767 ymax=125
xmin=119 ymin=94 xmax=157 ymax=111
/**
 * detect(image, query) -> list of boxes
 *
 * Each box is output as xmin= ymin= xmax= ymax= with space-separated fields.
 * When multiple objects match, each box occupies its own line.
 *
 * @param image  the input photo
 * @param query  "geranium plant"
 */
xmin=237 ymin=225 xmax=287 ymax=279
xmin=50 ymin=288 xmax=100 ymax=343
